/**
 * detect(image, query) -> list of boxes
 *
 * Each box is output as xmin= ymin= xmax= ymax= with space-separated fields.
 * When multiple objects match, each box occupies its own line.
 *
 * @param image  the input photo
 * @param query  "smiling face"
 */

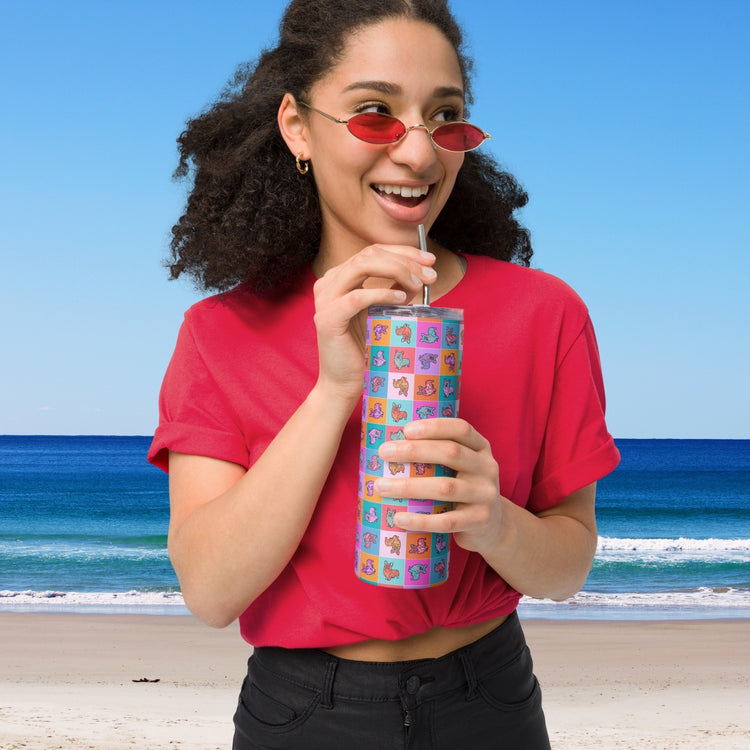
xmin=280 ymin=18 xmax=467 ymax=264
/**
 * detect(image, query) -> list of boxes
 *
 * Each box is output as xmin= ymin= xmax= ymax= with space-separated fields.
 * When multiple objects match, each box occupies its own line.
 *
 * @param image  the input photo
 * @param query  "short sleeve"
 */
xmin=528 ymin=315 xmax=620 ymax=512
xmin=147 ymin=316 xmax=250 ymax=472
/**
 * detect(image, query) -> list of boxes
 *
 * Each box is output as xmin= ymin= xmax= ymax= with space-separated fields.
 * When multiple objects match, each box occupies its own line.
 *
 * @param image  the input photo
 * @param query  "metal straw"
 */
xmin=418 ymin=224 xmax=430 ymax=306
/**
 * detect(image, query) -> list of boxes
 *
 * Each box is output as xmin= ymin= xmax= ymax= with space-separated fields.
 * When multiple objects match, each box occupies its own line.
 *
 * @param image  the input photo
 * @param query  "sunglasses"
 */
xmin=298 ymin=101 xmax=491 ymax=153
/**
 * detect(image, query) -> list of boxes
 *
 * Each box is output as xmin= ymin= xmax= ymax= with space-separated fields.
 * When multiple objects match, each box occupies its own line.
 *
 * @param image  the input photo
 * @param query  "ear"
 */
xmin=278 ymin=93 xmax=310 ymax=160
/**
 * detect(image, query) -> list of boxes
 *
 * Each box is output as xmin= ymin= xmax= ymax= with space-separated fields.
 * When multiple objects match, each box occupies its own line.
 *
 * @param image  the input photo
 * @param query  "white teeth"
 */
xmin=375 ymin=184 xmax=430 ymax=198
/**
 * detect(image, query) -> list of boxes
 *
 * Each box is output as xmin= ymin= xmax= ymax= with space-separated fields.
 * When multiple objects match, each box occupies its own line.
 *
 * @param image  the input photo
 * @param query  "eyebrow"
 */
xmin=342 ymin=81 xmax=465 ymax=100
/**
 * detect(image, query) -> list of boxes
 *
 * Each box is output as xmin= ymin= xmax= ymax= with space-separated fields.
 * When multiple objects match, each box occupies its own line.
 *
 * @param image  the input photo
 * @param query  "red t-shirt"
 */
xmin=149 ymin=255 xmax=620 ymax=647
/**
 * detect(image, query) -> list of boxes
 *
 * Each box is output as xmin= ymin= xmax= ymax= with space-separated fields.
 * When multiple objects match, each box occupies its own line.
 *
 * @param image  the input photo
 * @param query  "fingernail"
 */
xmin=393 ymin=512 xmax=409 ymax=528
xmin=376 ymin=478 xmax=392 ymax=492
xmin=379 ymin=442 xmax=396 ymax=458
xmin=404 ymin=421 xmax=422 ymax=437
xmin=423 ymin=267 xmax=437 ymax=280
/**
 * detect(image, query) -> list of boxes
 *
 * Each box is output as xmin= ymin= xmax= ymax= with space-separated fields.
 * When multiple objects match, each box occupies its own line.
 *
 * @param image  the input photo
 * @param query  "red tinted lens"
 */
xmin=347 ymin=113 xmax=405 ymax=144
xmin=432 ymin=122 xmax=487 ymax=151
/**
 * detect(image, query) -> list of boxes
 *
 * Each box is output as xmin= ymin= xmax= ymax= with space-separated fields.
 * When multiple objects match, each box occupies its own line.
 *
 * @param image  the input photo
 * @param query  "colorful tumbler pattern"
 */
xmin=355 ymin=305 xmax=464 ymax=588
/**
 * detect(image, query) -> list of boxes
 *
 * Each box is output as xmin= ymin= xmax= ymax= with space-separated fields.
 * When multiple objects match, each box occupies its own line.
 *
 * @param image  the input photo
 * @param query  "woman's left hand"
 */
xmin=374 ymin=418 xmax=504 ymax=557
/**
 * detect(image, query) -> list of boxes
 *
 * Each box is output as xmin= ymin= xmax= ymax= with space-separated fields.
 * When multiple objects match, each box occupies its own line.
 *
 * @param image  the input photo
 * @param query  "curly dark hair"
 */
xmin=167 ymin=0 xmax=532 ymax=295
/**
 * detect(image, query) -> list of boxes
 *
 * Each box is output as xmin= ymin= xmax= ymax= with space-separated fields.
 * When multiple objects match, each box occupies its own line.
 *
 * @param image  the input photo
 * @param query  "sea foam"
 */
xmin=0 ymin=589 xmax=187 ymax=614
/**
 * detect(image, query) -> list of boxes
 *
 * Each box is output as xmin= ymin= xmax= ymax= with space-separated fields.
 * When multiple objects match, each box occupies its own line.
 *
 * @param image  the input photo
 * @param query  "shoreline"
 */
xmin=2 ymin=613 xmax=749 ymax=749
xmin=4 ymin=604 xmax=750 ymax=620
xmin=4 ymin=590 xmax=750 ymax=621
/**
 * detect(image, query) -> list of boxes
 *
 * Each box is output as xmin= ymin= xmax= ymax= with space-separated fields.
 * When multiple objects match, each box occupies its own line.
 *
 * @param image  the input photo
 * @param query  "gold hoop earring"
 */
xmin=296 ymin=153 xmax=310 ymax=175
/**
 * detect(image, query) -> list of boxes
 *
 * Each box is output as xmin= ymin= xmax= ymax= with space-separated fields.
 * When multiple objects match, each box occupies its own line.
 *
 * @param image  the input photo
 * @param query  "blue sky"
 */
xmin=1 ymin=0 xmax=747 ymax=438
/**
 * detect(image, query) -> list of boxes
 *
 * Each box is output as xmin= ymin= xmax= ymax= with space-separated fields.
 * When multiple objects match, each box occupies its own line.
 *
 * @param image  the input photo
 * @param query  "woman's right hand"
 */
xmin=168 ymin=243 xmax=436 ymax=628
xmin=311 ymin=243 xmax=436 ymax=407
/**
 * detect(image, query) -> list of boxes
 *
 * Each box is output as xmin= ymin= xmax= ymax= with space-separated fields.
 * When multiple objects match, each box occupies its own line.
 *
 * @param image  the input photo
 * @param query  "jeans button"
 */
xmin=405 ymin=675 xmax=420 ymax=694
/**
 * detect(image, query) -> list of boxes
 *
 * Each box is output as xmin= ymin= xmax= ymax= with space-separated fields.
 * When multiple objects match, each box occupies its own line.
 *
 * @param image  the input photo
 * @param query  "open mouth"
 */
xmin=372 ymin=183 xmax=431 ymax=208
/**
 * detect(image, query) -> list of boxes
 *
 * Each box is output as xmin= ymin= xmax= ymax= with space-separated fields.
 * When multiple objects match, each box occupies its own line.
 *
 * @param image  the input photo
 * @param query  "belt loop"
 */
xmin=458 ymin=650 xmax=478 ymax=701
xmin=320 ymin=656 xmax=338 ymax=709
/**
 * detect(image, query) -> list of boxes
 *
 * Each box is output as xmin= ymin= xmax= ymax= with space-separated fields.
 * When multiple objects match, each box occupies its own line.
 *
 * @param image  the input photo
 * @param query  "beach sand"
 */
xmin=1 ymin=613 xmax=748 ymax=749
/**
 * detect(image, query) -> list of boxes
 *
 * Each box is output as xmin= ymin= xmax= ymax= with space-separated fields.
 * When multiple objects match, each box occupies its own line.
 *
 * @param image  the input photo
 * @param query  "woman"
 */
xmin=149 ymin=1 xmax=620 ymax=747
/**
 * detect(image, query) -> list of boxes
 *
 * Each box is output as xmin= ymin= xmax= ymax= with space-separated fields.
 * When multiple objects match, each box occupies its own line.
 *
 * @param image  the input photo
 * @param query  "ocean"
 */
xmin=1 ymin=436 xmax=748 ymax=619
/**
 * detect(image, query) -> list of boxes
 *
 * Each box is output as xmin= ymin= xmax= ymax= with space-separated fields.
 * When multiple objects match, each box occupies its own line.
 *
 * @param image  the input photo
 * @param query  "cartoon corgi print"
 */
xmin=409 ymin=537 xmax=430 ymax=554
xmin=391 ymin=402 xmax=408 ymax=422
xmin=408 ymin=563 xmax=427 ymax=580
xmin=420 ymin=326 xmax=439 ymax=343
xmin=383 ymin=561 xmax=400 ymax=581
xmin=395 ymin=323 xmax=412 ymax=343
xmin=359 ymin=312 xmax=462 ymax=587
xmin=361 ymin=559 xmax=377 ymax=575
xmin=369 ymin=402 xmax=384 ymax=419
xmin=419 ymin=353 xmax=438 ymax=370
xmin=373 ymin=323 xmax=388 ymax=341
xmin=393 ymin=351 xmax=411 ymax=370
xmin=372 ymin=350 xmax=387 ymax=367
xmin=384 ymin=535 xmax=401 ymax=555
xmin=370 ymin=376 xmax=385 ymax=393
xmin=417 ymin=379 xmax=436 ymax=396
xmin=392 ymin=376 xmax=409 ymax=396
xmin=367 ymin=428 xmax=383 ymax=445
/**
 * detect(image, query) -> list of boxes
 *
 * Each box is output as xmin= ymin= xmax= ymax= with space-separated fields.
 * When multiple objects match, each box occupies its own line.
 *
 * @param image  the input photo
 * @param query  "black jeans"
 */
xmin=232 ymin=611 xmax=550 ymax=749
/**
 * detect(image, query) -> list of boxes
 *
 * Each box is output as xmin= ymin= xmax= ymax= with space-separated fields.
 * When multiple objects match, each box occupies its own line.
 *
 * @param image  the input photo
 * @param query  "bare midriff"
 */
xmin=322 ymin=614 xmax=509 ymax=662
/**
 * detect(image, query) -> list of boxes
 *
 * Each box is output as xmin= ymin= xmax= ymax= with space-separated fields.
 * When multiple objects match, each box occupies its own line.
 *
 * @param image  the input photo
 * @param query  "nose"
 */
xmin=388 ymin=123 xmax=438 ymax=172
